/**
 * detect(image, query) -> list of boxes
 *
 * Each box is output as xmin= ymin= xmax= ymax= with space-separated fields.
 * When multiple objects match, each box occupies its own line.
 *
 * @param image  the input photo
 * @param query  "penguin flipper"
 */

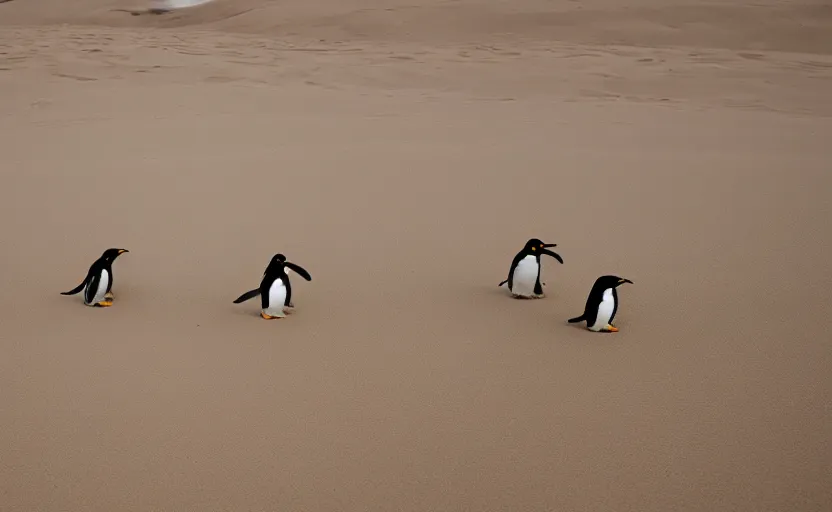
xmin=285 ymin=262 xmax=312 ymax=281
xmin=233 ymin=289 xmax=260 ymax=304
xmin=498 ymin=279 xmax=508 ymax=287
xmin=567 ymin=315 xmax=585 ymax=323
xmin=61 ymin=282 xmax=86 ymax=295
xmin=541 ymin=249 xmax=564 ymax=264
xmin=61 ymin=270 xmax=90 ymax=296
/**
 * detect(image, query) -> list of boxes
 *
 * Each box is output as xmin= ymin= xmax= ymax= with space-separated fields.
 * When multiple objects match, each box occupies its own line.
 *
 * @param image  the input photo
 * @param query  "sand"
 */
xmin=1 ymin=1 xmax=831 ymax=510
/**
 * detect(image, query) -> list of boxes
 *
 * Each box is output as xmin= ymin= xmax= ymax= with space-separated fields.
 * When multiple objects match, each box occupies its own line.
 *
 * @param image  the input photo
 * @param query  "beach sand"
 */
xmin=1 ymin=1 xmax=831 ymax=510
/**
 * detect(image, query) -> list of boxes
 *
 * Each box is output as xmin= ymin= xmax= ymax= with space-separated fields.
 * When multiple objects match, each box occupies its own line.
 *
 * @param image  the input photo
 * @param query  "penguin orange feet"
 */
xmin=260 ymin=311 xmax=283 ymax=320
xmin=605 ymin=325 xmax=619 ymax=332
xmin=105 ymin=291 xmax=114 ymax=300
xmin=95 ymin=300 xmax=113 ymax=308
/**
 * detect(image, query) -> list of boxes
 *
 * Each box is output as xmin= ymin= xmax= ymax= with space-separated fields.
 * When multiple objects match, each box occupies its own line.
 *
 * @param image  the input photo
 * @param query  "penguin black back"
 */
xmin=259 ymin=255 xmax=290 ymax=311
xmin=61 ymin=248 xmax=129 ymax=306
xmin=568 ymin=275 xmax=632 ymax=331
xmin=498 ymin=238 xmax=564 ymax=293
xmin=234 ymin=254 xmax=285 ymax=304
xmin=233 ymin=253 xmax=312 ymax=307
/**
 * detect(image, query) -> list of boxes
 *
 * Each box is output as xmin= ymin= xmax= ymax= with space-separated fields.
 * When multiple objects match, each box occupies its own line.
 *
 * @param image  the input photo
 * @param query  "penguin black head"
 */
xmin=101 ymin=248 xmax=128 ymax=261
xmin=264 ymin=253 xmax=287 ymax=274
xmin=522 ymin=238 xmax=563 ymax=263
xmin=267 ymin=253 xmax=312 ymax=282
xmin=523 ymin=238 xmax=549 ymax=251
xmin=598 ymin=275 xmax=633 ymax=288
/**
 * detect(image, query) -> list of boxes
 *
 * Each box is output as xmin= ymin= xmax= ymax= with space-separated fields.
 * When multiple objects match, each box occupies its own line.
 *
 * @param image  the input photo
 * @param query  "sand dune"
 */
xmin=1 ymin=1 xmax=831 ymax=511
xmin=3 ymin=0 xmax=832 ymax=53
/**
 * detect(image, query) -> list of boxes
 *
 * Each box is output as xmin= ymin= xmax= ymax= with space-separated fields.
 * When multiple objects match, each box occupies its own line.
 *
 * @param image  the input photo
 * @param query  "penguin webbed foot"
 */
xmin=94 ymin=300 xmax=113 ymax=308
xmin=604 ymin=325 xmax=619 ymax=333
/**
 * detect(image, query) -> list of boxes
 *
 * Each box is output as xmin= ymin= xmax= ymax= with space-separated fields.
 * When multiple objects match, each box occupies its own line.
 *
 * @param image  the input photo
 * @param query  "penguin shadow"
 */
xmin=227 ymin=298 xmax=299 ymax=320
xmin=482 ymin=282 xmax=524 ymax=299
xmin=488 ymin=281 xmax=555 ymax=300
xmin=226 ymin=285 xmax=309 ymax=320
xmin=557 ymin=309 xmax=625 ymax=333
xmin=561 ymin=321 xmax=630 ymax=337
xmin=482 ymin=285 xmax=568 ymax=308
xmin=563 ymin=320 xmax=619 ymax=333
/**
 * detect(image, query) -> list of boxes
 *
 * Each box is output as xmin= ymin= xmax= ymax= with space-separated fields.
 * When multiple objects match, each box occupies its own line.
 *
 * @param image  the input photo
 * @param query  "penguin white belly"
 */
xmin=512 ymin=256 xmax=540 ymax=297
xmin=264 ymin=279 xmax=287 ymax=317
xmin=88 ymin=269 xmax=109 ymax=305
xmin=589 ymin=288 xmax=615 ymax=331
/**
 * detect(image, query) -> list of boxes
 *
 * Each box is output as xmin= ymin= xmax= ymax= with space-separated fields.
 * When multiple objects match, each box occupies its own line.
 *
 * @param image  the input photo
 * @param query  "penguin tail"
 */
xmin=61 ymin=282 xmax=85 ymax=295
xmin=567 ymin=315 xmax=585 ymax=324
xmin=233 ymin=289 xmax=260 ymax=304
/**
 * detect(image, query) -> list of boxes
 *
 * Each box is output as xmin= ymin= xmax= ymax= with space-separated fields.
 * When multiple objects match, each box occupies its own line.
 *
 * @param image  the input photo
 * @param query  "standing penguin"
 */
xmin=498 ymin=238 xmax=564 ymax=299
xmin=233 ymin=253 xmax=312 ymax=319
xmin=568 ymin=275 xmax=633 ymax=332
xmin=61 ymin=248 xmax=129 ymax=307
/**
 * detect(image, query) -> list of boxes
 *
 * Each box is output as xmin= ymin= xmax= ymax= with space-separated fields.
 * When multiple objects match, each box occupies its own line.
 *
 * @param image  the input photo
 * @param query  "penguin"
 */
xmin=498 ymin=238 xmax=563 ymax=299
xmin=568 ymin=275 xmax=633 ymax=332
xmin=233 ymin=253 xmax=312 ymax=319
xmin=61 ymin=248 xmax=129 ymax=307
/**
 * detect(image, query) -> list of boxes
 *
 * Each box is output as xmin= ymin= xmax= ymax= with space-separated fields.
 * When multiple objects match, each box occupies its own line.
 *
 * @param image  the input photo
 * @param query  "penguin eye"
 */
xmin=531 ymin=247 xmax=536 ymax=251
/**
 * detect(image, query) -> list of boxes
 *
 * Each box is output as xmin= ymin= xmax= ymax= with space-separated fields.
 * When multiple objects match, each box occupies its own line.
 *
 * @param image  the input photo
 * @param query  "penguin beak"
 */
xmin=619 ymin=278 xmax=633 ymax=285
xmin=118 ymin=249 xmax=129 ymax=254
xmin=543 ymin=243 xmax=557 ymax=248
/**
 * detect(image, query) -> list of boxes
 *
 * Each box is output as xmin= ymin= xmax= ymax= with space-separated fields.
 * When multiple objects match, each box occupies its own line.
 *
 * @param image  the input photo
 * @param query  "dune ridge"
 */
xmin=2 ymin=0 xmax=832 ymax=54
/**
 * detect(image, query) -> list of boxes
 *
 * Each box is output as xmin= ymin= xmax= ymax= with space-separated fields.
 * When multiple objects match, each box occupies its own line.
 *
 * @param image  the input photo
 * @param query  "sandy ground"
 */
xmin=1 ymin=1 xmax=831 ymax=511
